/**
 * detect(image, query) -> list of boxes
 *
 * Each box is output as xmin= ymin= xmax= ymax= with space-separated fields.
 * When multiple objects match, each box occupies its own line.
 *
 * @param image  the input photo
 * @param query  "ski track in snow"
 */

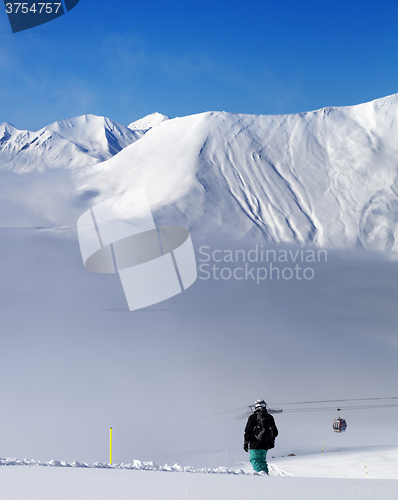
xmin=0 ymin=457 xmax=291 ymax=477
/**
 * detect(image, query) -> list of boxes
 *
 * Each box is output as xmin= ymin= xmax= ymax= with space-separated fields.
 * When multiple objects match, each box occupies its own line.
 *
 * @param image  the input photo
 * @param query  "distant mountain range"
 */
xmin=1 ymin=96 xmax=398 ymax=256
xmin=0 ymin=113 xmax=169 ymax=173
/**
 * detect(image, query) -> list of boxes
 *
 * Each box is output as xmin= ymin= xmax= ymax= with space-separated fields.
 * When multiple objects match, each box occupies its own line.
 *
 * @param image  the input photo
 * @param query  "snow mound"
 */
xmin=0 ymin=457 xmax=290 ymax=476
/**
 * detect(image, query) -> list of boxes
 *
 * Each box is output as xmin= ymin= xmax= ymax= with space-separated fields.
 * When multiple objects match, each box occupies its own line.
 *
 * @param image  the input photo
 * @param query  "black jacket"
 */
xmin=244 ymin=410 xmax=278 ymax=450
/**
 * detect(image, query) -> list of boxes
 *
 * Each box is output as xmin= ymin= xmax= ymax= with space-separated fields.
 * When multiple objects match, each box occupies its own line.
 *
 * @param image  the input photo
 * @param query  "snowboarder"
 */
xmin=243 ymin=399 xmax=278 ymax=474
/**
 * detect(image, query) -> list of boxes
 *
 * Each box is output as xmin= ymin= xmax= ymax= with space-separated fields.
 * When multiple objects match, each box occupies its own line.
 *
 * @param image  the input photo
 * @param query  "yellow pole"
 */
xmin=364 ymin=462 xmax=368 ymax=476
xmin=321 ymin=442 xmax=324 ymax=454
xmin=110 ymin=427 xmax=113 ymax=465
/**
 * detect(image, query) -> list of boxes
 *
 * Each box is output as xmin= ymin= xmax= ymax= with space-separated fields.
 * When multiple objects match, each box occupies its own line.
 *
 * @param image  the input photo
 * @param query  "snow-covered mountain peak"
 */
xmin=0 ymin=122 xmax=18 ymax=148
xmin=128 ymin=112 xmax=170 ymax=131
xmin=0 ymin=114 xmax=144 ymax=173
xmin=44 ymin=114 xmax=144 ymax=158
xmin=0 ymin=122 xmax=17 ymax=134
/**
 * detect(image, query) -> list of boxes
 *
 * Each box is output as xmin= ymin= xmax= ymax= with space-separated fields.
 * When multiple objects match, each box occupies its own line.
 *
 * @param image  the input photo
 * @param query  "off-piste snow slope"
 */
xmin=79 ymin=93 xmax=398 ymax=257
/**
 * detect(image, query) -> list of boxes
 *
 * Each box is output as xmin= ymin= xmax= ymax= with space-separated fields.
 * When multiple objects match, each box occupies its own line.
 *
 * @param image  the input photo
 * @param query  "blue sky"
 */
xmin=1 ymin=0 xmax=398 ymax=130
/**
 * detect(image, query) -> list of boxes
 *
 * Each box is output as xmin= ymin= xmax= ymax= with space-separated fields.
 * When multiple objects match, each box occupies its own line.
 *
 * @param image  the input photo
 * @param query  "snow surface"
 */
xmin=0 ymin=447 xmax=397 ymax=499
xmin=2 ymin=466 xmax=386 ymax=500
xmin=268 ymin=445 xmax=398 ymax=479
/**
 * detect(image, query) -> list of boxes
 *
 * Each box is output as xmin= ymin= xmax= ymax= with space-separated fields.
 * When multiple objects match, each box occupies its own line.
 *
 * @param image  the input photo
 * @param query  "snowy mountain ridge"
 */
xmin=80 ymin=93 xmax=398 ymax=256
xmin=2 ymin=94 xmax=398 ymax=256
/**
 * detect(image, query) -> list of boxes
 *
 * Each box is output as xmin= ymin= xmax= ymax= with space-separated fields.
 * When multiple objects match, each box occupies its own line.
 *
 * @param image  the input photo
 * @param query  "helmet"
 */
xmin=254 ymin=399 xmax=267 ymax=410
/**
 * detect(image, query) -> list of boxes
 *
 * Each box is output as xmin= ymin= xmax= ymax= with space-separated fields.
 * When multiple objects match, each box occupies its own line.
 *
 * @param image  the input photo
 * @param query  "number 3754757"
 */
xmin=5 ymin=3 xmax=62 ymax=14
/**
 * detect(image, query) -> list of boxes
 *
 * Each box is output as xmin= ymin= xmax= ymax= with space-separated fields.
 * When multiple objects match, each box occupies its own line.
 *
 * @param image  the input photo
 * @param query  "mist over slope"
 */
xmin=80 ymin=93 xmax=398 ymax=256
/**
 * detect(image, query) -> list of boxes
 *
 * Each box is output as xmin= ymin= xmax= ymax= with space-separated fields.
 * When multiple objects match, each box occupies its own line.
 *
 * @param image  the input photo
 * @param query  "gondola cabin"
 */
xmin=333 ymin=417 xmax=347 ymax=433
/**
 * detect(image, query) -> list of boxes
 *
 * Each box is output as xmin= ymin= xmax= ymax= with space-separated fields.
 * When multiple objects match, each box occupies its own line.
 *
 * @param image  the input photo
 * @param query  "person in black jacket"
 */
xmin=244 ymin=399 xmax=278 ymax=474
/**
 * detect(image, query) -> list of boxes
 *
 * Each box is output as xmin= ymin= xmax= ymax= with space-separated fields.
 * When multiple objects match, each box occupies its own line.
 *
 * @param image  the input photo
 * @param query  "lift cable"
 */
xmin=186 ymin=397 xmax=398 ymax=424
xmin=281 ymin=403 xmax=398 ymax=413
xmin=271 ymin=396 xmax=398 ymax=406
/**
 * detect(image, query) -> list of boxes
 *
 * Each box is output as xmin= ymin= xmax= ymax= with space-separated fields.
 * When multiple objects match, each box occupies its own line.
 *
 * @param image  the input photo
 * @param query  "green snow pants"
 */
xmin=249 ymin=449 xmax=268 ymax=473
